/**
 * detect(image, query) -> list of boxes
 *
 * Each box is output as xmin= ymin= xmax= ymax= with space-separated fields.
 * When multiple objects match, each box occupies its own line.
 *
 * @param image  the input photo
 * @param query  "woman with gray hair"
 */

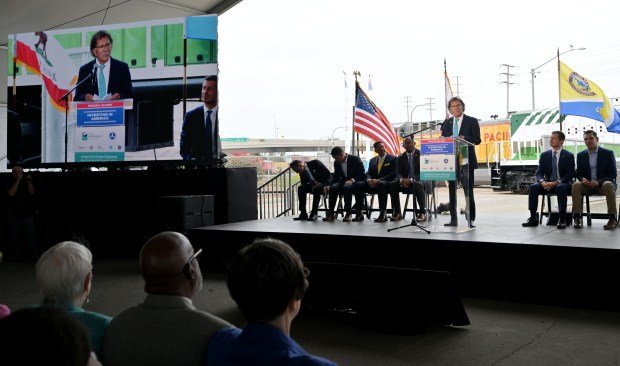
xmin=36 ymin=241 xmax=111 ymax=359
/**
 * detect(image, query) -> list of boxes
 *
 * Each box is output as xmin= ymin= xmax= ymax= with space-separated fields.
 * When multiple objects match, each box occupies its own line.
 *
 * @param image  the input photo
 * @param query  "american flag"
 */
xmin=354 ymin=81 xmax=400 ymax=155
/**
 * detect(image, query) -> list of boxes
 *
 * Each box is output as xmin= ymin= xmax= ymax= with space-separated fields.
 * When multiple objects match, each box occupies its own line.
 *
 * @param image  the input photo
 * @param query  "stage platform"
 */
xmin=190 ymin=211 xmax=620 ymax=312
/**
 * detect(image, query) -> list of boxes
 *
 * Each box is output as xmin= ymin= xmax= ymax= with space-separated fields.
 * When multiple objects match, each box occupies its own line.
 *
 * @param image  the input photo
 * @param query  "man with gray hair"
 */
xmin=36 ymin=241 xmax=111 ymax=358
xmin=102 ymin=231 xmax=231 ymax=366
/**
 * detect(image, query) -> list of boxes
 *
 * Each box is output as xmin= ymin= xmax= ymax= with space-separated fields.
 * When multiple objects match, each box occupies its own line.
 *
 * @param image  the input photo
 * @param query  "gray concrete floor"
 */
xmin=2 ymin=258 xmax=620 ymax=366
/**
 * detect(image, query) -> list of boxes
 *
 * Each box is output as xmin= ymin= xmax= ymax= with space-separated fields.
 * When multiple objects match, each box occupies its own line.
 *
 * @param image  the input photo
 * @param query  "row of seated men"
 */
xmin=522 ymin=129 xmax=618 ymax=230
xmin=290 ymin=138 xmax=427 ymax=223
xmin=0 ymin=234 xmax=338 ymax=366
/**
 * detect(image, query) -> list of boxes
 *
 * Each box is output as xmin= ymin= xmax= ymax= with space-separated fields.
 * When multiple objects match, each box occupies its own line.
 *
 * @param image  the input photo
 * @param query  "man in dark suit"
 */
xmin=522 ymin=131 xmax=575 ymax=229
xmin=440 ymin=97 xmax=481 ymax=227
xmin=571 ymin=130 xmax=617 ymax=230
xmin=179 ymin=75 xmax=221 ymax=162
xmin=290 ymin=159 xmax=331 ymax=221
xmin=74 ymin=30 xmax=132 ymax=101
xmin=358 ymin=141 xmax=397 ymax=222
xmin=323 ymin=146 xmax=366 ymax=222
xmin=389 ymin=137 xmax=426 ymax=222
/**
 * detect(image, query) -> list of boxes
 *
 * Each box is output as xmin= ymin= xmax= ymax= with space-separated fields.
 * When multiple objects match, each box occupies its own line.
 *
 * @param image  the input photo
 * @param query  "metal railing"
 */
xmin=257 ymin=167 xmax=300 ymax=219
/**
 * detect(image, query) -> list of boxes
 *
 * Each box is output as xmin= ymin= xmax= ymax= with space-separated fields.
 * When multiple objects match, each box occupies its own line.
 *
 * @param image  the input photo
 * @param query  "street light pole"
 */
xmin=331 ymin=126 xmax=347 ymax=147
xmin=409 ymin=103 xmax=427 ymax=124
xmin=530 ymin=45 xmax=585 ymax=110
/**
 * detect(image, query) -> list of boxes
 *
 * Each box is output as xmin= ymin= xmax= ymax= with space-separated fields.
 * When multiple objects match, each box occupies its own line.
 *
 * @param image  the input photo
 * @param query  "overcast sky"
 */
xmin=217 ymin=0 xmax=620 ymax=140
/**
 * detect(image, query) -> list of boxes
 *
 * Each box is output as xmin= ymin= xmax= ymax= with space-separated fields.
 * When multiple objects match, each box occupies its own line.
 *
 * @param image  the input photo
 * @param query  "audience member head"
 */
xmin=139 ymin=231 xmax=203 ymax=298
xmin=36 ymin=241 xmax=93 ymax=307
xmin=0 ymin=304 xmax=10 ymax=319
xmin=0 ymin=306 xmax=101 ymax=366
xmin=226 ymin=238 xmax=309 ymax=327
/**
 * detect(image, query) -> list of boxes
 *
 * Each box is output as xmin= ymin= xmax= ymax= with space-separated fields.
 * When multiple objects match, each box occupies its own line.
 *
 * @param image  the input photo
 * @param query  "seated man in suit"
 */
xmin=323 ymin=146 xmax=366 ymax=222
xmin=74 ymin=30 xmax=132 ymax=101
xmin=389 ymin=137 xmax=426 ymax=222
xmin=571 ymin=130 xmax=618 ymax=230
xmin=290 ymin=159 xmax=331 ymax=221
xmin=522 ymin=131 xmax=575 ymax=229
xmin=102 ymin=231 xmax=231 ymax=366
xmin=207 ymin=238 xmax=337 ymax=366
xmin=358 ymin=141 xmax=397 ymax=222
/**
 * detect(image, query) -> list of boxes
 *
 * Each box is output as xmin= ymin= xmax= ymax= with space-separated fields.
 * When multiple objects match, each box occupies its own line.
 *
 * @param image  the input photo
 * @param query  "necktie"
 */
xmin=408 ymin=153 xmax=414 ymax=179
xmin=205 ymin=110 xmax=213 ymax=159
xmin=550 ymin=150 xmax=558 ymax=181
xmin=377 ymin=157 xmax=383 ymax=174
xmin=98 ymin=64 xmax=106 ymax=97
xmin=453 ymin=117 xmax=459 ymax=137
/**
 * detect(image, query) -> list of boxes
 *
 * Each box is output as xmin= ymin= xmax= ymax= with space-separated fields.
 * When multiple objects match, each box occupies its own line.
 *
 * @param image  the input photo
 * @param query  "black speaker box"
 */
xmin=158 ymin=195 xmax=214 ymax=233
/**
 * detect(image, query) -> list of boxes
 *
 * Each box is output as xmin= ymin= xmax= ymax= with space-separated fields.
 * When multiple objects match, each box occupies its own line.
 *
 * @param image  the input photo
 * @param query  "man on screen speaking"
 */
xmin=179 ymin=75 xmax=222 ymax=162
xmin=74 ymin=30 xmax=132 ymax=101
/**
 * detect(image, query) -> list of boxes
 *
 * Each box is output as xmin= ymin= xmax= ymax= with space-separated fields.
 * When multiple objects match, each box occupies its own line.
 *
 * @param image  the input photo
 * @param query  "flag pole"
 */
xmin=556 ymin=47 xmax=563 ymax=132
xmin=444 ymin=58 xmax=448 ymax=119
xmin=353 ymin=70 xmax=361 ymax=155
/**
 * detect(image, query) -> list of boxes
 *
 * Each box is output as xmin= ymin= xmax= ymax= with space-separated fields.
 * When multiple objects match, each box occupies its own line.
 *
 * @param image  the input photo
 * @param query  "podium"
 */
xmin=420 ymin=137 xmax=475 ymax=230
xmin=69 ymin=99 xmax=133 ymax=162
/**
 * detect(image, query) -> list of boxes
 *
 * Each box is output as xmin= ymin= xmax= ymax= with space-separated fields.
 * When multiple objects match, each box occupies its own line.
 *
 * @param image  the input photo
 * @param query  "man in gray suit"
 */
xmin=102 ymin=231 xmax=231 ymax=366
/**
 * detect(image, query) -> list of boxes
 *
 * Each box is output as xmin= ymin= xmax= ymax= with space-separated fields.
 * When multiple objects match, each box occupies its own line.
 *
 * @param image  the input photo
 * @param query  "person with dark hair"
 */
xmin=180 ymin=75 xmax=222 ymax=162
xmin=0 ymin=306 xmax=101 ymax=366
xmin=323 ymin=146 xmax=366 ymax=222
xmin=440 ymin=96 xmax=481 ymax=227
xmin=207 ymin=238 xmax=337 ymax=366
xmin=361 ymin=141 xmax=397 ymax=222
xmin=36 ymin=241 xmax=111 ymax=358
xmin=571 ymin=130 xmax=617 ymax=229
xmin=74 ymin=30 xmax=132 ymax=101
xmin=290 ymin=159 xmax=331 ymax=221
xmin=103 ymin=231 xmax=231 ymax=366
xmin=389 ymin=137 xmax=426 ymax=222
xmin=522 ymin=131 xmax=575 ymax=229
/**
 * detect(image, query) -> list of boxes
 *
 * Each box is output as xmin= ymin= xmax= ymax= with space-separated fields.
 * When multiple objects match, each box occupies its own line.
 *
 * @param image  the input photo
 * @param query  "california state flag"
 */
xmin=15 ymin=32 xmax=77 ymax=111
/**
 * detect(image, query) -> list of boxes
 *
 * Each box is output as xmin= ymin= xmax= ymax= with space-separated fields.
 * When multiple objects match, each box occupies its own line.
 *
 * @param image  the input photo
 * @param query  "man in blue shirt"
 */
xmin=207 ymin=238 xmax=337 ymax=366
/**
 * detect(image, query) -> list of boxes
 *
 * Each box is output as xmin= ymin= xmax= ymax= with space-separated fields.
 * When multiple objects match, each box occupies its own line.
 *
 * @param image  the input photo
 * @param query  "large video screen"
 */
xmin=6 ymin=15 xmax=218 ymax=167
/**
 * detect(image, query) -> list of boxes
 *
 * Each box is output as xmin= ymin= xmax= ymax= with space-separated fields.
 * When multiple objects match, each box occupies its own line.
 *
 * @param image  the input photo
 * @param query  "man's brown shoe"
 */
xmin=603 ymin=218 xmax=618 ymax=230
xmin=390 ymin=212 xmax=403 ymax=221
xmin=416 ymin=212 xmax=426 ymax=222
xmin=352 ymin=210 xmax=365 ymax=222
xmin=322 ymin=213 xmax=336 ymax=222
xmin=374 ymin=211 xmax=387 ymax=222
xmin=342 ymin=213 xmax=353 ymax=222
xmin=573 ymin=216 xmax=583 ymax=229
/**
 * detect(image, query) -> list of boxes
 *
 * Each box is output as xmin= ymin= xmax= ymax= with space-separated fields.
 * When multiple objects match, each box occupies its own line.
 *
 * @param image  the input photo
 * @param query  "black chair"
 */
xmin=580 ymin=193 xmax=620 ymax=226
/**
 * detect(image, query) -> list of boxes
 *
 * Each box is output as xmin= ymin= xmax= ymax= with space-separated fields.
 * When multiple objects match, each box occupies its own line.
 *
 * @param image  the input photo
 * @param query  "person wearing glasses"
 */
xmin=35 ymin=241 xmax=112 ymax=359
xmin=74 ymin=30 xmax=132 ymax=101
xmin=102 ymin=231 xmax=231 ymax=366
xmin=207 ymin=238 xmax=338 ymax=366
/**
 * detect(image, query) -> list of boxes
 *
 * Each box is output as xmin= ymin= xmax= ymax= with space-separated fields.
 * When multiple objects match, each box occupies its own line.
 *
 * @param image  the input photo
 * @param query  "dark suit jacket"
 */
xmin=366 ymin=154 xmax=397 ymax=181
xmin=302 ymin=160 xmax=331 ymax=186
xmin=535 ymin=149 xmax=575 ymax=184
xmin=395 ymin=149 xmax=421 ymax=181
xmin=74 ymin=58 xmax=132 ymax=101
xmin=332 ymin=154 xmax=366 ymax=184
xmin=179 ymin=105 xmax=221 ymax=161
xmin=440 ymin=114 xmax=481 ymax=169
xmin=575 ymin=147 xmax=617 ymax=190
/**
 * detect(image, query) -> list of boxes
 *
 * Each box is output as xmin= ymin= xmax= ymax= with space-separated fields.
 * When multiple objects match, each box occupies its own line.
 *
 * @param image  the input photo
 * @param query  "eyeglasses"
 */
xmin=183 ymin=248 xmax=203 ymax=271
xmin=95 ymin=42 xmax=112 ymax=50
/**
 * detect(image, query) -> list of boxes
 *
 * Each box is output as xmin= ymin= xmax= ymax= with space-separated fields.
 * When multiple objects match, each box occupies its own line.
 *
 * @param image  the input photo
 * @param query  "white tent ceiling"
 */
xmin=0 ymin=0 xmax=242 ymax=103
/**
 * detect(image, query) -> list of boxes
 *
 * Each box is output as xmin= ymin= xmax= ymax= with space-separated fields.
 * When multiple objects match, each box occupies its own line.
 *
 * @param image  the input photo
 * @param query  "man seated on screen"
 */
xmin=358 ymin=141 xmax=397 ymax=222
xmin=290 ymin=159 xmax=331 ymax=221
xmin=571 ymin=130 xmax=617 ymax=230
xmin=179 ymin=75 xmax=223 ymax=162
xmin=74 ymin=30 xmax=132 ymax=102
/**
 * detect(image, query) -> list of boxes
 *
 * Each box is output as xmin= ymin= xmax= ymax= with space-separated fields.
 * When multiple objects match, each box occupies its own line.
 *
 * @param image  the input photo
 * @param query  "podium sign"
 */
xmin=71 ymin=100 xmax=128 ymax=162
xmin=420 ymin=138 xmax=456 ymax=181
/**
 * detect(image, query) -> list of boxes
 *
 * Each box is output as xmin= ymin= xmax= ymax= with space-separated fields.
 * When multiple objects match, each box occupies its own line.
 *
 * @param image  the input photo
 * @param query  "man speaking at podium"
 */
xmin=440 ymin=97 xmax=481 ymax=227
xmin=74 ymin=30 xmax=133 ymax=102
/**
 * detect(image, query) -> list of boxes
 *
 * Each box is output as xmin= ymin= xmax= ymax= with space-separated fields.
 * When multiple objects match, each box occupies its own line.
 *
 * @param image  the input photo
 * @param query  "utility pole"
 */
xmin=425 ymin=97 xmax=435 ymax=121
xmin=454 ymin=76 xmax=463 ymax=97
xmin=403 ymin=96 xmax=412 ymax=122
xmin=500 ymin=64 xmax=516 ymax=118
